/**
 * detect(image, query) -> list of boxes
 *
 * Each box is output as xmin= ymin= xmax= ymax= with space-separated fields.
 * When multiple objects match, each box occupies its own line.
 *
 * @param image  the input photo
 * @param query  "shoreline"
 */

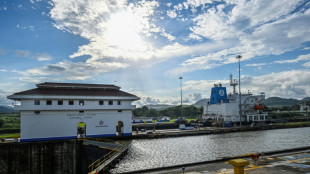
xmin=111 ymin=122 xmax=310 ymax=140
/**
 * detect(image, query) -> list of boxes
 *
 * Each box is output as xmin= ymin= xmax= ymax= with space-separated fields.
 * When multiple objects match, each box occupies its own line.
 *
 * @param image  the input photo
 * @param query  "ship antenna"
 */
xmin=230 ymin=73 xmax=238 ymax=94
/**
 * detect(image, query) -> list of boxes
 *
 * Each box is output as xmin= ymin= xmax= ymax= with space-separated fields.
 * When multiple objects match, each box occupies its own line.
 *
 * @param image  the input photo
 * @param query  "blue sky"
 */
xmin=1 ymin=0 xmax=310 ymax=107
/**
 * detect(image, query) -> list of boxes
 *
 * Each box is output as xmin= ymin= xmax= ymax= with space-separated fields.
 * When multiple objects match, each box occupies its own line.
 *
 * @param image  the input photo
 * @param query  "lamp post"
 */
xmin=179 ymin=77 xmax=183 ymax=118
xmin=236 ymin=55 xmax=242 ymax=127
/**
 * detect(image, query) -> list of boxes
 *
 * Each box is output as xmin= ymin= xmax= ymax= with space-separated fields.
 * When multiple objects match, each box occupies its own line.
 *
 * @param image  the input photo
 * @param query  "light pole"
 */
xmin=236 ymin=55 xmax=242 ymax=127
xmin=179 ymin=77 xmax=183 ymax=119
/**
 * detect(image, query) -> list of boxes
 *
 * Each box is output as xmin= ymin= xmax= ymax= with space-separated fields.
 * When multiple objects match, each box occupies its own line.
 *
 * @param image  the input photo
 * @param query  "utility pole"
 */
xmin=236 ymin=55 xmax=242 ymax=127
xmin=179 ymin=77 xmax=183 ymax=118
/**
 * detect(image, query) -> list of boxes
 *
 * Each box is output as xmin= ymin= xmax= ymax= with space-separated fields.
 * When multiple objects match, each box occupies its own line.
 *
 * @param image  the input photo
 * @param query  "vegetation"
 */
xmin=133 ymin=105 xmax=203 ymax=118
xmin=274 ymin=121 xmax=310 ymax=126
xmin=0 ymin=114 xmax=20 ymax=136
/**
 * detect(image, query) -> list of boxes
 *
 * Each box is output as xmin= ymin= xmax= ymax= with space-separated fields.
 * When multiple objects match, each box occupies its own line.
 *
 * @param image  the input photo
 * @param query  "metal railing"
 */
xmin=88 ymin=140 xmax=129 ymax=173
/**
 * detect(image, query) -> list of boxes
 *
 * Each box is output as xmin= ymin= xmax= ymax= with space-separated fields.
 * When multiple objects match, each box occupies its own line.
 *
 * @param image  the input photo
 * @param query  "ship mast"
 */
xmin=229 ymin=74 xmax=238 ymax=94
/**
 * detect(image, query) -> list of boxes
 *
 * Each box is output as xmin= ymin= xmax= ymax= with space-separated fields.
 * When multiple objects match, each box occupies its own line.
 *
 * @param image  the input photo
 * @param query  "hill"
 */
xmin=263 ymin=97 xmax=310 ymax=107
xmin=0 ymin=106 xmax=18 ymax=114
xmin=193 ymin=98 xmax=209 ymax=107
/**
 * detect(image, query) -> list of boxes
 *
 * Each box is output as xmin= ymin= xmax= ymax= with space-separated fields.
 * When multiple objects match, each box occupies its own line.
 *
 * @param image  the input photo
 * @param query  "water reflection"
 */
xmin=111 ymin=127 xmax=310 ymax=173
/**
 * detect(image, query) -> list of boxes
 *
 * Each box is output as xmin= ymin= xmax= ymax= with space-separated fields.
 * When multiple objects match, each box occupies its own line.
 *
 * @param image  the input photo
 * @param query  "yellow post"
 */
xmin=228 ymin=159 xmax=249 ymax=174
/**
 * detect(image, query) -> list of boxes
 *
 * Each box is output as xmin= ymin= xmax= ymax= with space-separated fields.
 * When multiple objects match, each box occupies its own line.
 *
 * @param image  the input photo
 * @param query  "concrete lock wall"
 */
xmin=0 ymin=140 xmax=83 ymax=174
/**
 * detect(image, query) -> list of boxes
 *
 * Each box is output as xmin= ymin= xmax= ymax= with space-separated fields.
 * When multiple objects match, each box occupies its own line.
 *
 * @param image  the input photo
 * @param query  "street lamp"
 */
xmin=236 ymin=55 xmax=242 ymax=127
xmin=179 ymin=77 xmax=183 ymax=118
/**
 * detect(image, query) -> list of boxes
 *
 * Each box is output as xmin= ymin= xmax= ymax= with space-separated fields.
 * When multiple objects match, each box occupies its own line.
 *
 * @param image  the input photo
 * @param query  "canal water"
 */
xmin=110 ymin=127 xmax=310 ymax=173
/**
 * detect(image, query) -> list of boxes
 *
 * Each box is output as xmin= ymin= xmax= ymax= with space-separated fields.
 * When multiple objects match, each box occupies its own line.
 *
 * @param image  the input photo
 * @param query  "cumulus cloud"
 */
xmin=145 ymin=97 xmax=160 ymax=104
xmin=183 ymin=70 xmax=310 ymax=99
xmin=49 ymin=0 xmax=179 ymax=65
xmin=188 ymin=93 xmax=202 ymax=101
xmin=36 ymin=53 xmax=53 ymax=61
xmin=17 ymin=60 xmax=129 ymax=81
xmin=168 ymin=2 xmax=310 ymax=75
xmin=0 ymin=89 xmax=14 ymax=106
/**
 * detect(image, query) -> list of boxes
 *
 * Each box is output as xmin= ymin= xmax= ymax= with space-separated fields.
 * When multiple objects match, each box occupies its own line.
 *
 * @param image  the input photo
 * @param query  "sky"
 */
xmin=0 ymin=0 xmax=310 ymax=107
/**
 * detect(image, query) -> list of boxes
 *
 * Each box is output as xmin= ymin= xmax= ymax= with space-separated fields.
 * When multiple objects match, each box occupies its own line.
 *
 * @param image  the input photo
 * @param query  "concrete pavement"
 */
xmin=135 ymin=150 xmax=310 ymax=174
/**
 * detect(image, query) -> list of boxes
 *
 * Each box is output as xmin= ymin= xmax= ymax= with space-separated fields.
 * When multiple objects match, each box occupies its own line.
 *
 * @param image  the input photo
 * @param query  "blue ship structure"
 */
xmin=210 ymin=84 xmax=228 ymax=104
xmin=203 ymin=74 xmax=268 ymax=124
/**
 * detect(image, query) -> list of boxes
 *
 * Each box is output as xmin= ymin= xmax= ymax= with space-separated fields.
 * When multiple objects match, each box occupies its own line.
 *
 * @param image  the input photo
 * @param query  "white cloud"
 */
xmin=0 ymin=89 xmax=12 ymax=106
xmin=245 ymin=63 xmax=267 ymax=67
xmin=302 ymin=61 xmax=310 ymax=67
xmin=242 ymin=70 xmax=310 ymax=98
xmin=36 ymin=53 xmax=53 ymax=61
xmin=167 ymin=10 xmax=177 ymax=18
xmin=17 ymin=60 xmax=129 ymax=81
xmin=50 ymin=0 xmax=179 ymax=65
xmin=274 ymin=54 xmax=310 ymax=64
xmin=183 ymin=70 xmax=310 ymax=99
xmin=169 ymin=4 xmax=310 ymax=75
xmin=189 ymin=6 xmax=236 ymax=40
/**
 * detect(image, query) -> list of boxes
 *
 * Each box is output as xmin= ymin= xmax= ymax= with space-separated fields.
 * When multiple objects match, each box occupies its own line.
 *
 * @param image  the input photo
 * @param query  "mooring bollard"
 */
xmin=228 ymin=159 xmax=249 ymax=174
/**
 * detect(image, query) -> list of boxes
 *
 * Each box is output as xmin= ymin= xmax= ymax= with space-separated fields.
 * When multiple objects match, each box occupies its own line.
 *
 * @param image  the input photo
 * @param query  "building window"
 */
xmin=58 ymin=100 xmax=63 ymax=105
xmin=69 ymin=100 xmax=74 ymax=105
xmin=79 ymin=100 xmax=84 ymax=106
xmin=117 ymin=101 xmax=121 ymax=105
xmin=108 ymin=101 xmax=113 ymax=105
xmin=46 ymin=100 xmax=52 ymax=105
xmin=34 ymin=100 xmax=40 ymax=105
xmin=99 ymin=100 xmax=104 ymax=105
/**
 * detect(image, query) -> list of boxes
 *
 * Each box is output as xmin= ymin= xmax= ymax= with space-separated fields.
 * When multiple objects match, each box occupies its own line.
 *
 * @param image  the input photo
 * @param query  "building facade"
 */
xmin=7 ymin=82 xmax=139 ymax=142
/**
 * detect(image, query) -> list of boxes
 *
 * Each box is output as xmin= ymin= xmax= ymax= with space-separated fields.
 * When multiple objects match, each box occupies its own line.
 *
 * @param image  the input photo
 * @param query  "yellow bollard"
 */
xmin=228 ymin=159 xmax=249 ymax=174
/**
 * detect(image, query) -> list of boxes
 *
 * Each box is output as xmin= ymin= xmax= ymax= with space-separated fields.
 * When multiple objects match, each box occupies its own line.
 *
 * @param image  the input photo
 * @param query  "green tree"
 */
xmin=0 ymin=119 xmax=4 ymax=128
xmin=147 ymin=109 xmax=158 ymax=117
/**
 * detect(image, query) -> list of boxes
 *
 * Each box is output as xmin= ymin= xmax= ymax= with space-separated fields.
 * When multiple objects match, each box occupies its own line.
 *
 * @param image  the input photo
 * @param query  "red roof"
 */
xmin=36 ymin=82 xmax=120 ymax=90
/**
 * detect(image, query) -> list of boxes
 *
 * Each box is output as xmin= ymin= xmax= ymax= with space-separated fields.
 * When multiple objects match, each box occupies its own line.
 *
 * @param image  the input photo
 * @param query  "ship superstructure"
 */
xmin=203 ymin=75 xmax=267 ymax=123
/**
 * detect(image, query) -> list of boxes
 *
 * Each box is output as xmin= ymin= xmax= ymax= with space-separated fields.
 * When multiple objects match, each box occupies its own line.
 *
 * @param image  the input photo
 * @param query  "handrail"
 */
xmin=88 ymin=140 xmax=129 ymax=173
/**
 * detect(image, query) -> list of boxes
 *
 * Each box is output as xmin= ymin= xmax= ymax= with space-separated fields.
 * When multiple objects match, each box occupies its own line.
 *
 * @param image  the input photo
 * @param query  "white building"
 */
xmin=7 ymin=82 xmax=139 ymax=142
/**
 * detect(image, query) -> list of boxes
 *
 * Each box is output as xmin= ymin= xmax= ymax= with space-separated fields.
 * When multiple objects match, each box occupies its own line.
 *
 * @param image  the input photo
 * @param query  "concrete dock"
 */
xmin=122 ymin=148 xmax=310 ymax=174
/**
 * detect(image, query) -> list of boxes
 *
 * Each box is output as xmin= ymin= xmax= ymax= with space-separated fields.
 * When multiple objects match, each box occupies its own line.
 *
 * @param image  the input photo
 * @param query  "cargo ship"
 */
xmin=202 ymin=74 xmax=268 ymax=125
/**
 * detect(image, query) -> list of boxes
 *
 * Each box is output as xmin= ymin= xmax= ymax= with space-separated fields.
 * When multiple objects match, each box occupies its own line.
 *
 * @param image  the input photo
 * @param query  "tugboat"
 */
xmin=202 ymin=74 xmax=268 ymax=125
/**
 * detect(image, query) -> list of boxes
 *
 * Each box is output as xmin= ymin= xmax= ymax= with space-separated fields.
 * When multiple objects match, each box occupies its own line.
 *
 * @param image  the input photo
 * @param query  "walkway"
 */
xmin=144 ymin=150 xmax=310 ymax=174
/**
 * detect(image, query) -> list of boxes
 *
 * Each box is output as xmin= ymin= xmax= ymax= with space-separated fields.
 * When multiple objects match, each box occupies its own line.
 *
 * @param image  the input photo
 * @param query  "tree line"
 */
xmin=132 ymin=105 xmax=203 ymax=118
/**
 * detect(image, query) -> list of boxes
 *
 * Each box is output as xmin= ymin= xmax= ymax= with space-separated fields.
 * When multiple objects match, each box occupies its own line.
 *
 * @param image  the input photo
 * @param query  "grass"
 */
xmin=0 ymin=133 xmax=20 ymax=138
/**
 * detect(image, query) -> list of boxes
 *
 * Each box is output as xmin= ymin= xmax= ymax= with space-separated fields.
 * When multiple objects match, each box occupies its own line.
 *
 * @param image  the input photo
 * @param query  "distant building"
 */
xmin=300 ymin=105 xmax=309 ymax=112
xmin=132 ymin=117 xmax=153 ymax=123
xmin=7 ymin=82 xmax=139 ymax=142
xmin=145 ymin=104 xmax=175 ymax=111
xmin=157 ymin=116 xmax=170 ymax=122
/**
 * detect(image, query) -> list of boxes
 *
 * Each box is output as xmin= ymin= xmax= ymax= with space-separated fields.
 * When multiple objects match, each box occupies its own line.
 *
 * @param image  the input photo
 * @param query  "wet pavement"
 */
xmin=145 ymin=150 xmax=310 ymax=174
